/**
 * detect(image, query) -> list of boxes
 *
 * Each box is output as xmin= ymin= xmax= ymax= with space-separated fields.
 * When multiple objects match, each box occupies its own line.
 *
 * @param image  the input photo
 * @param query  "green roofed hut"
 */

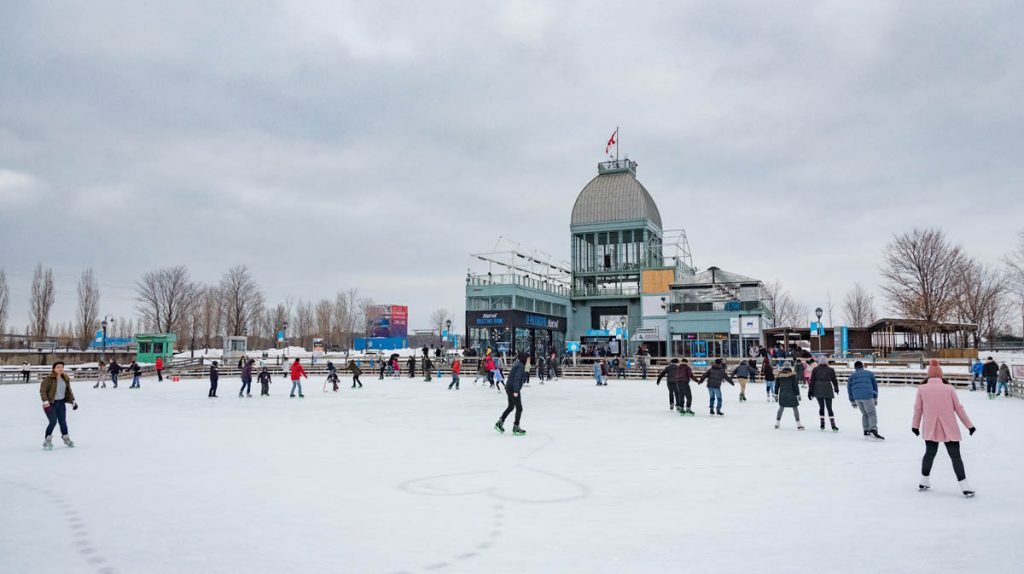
xmin=135 ymin=333 xmax=176 ymax=364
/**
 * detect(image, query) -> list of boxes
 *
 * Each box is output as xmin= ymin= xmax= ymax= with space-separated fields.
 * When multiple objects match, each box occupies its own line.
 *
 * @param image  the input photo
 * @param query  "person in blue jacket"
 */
xmin=847 ymin=361 xmax=883 ymax=440
xmin=970 ymin=359 xmax=984 ymax=391
xmin=495 ymin=352 xmax=529 ymax=435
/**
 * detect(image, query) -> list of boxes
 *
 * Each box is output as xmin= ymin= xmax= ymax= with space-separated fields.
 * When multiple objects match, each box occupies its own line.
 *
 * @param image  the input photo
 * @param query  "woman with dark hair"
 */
xmin=40 ymin=361 xmax=78 ymax=450
xmin=913 ymin=360 xmax=976 ymax=497
xmin=762 ymin=357 xmax=775 ymax=402
xmin=773 ymin=365 xmax=804 ymax=430
xmin=495 ymin=352 xmax=528 ymax=435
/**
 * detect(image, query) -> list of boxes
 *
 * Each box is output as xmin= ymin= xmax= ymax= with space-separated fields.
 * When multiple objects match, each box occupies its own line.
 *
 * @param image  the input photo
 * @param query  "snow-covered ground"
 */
xmin=1 ymin=375 xmax=1021 ymax=574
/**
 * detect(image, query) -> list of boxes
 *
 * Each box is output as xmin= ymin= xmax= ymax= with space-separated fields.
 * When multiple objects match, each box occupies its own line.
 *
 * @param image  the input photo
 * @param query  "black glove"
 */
xmin=72 ymin=402 xmax=79 ymax=411
xmin=912 ymin=428 xmax=920 ymax=436
xmin=969 ymin=427 xmax=976 ymax=436
xmin=808 ymin=393 xmax=813 ymax=400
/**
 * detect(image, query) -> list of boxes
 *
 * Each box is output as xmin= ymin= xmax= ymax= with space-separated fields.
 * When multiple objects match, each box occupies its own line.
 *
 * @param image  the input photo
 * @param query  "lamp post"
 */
xmin=100 ymin=315 xmax=115 ymax=360
xmin=445 ymin=319 xmax=452 ymax=347
xmin=815 ymin=307 xmax=824 ymax=356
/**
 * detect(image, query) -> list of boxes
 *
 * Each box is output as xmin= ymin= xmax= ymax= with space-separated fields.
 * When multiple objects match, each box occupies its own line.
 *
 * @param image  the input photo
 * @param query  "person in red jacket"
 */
xmin=448 ymin=358 xmax=462 ymax=390
xmin=289 ymin=358 xmax=307 ymax=398
xmin=155 ymin=356 xmax=164 ymax=381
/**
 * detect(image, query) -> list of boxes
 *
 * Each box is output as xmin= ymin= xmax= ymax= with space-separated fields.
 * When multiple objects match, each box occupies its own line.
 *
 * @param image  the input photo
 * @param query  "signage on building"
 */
xmin=740 ymin=316 xmax=761 ymax=336
xmin=729 ymin=318 xmax=740 ymax=335
xmin=566 ymin=341 xmax=581 ymax=353
xmin=466 ymin=310 xmax=565 ymax=331
xmin=369 ymin=304 xmax=409 ymax=338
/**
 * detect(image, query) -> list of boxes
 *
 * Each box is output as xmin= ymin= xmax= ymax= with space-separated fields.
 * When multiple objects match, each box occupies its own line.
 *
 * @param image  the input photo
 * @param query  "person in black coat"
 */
xmin=257 ymin=367 xmax=272 ymax=396
xmin=208 ymin=361 xmax=220 ymax=398
xmin=809 ymin=361 xmax=840 ymax=431
xmin=423 ymin=356 xmax=434 ymax=382
xmin=108 ymin=360 xmax=123 ymax=388
xmin=495 ymin=352 xmax=529 ymax=435
xmin=407 ymin=356 xmax=416 ymax=378
xmin=773 ymin=366 xmax=804 ymax=429
xmin=657 ymin=359 xmax=682 ymax=411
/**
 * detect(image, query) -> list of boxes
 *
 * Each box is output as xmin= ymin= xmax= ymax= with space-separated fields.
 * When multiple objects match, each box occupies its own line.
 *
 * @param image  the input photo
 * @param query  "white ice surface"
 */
xmin=1 ymin=375 xmax=1021 ymax=574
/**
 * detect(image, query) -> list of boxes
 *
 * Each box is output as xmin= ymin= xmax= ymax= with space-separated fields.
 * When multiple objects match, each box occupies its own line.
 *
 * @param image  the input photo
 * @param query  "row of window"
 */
xmin=572 ymin=229 xmax=663 ymax=273
xmin=466 ymin=296 xmax=568 ymax=317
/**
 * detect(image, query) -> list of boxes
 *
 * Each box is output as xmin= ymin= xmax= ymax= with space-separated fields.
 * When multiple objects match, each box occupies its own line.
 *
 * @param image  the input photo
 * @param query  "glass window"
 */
xmin=139 ymin=342 xmax=151 ymax=354
xmin=490 ymin=296 xmax=512 ymax=310
xmin=153 ymin=342 xmax=164 ymax=354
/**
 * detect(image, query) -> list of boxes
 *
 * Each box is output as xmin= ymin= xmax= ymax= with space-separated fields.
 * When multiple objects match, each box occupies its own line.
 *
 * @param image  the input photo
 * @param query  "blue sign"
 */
xmin=566 ymin=341 xmax=581 ymax=353
xmin=810 ymin=322 xmax=825 ymax=336
xmin=355 ymin=337 xmax=408 ymax=351
xmin=95 ymin=330 xmax=103 ymax=343
xmin=474 ymin=313 xmax=504 ymax=326
xmin=586 ymin=329 xmax=611 ymax=337
xmin=277 ymin=330 xmax=285 ymax=342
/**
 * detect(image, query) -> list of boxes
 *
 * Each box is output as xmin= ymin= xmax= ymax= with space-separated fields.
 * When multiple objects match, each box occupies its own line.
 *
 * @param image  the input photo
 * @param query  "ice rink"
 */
xmin=2 ymin=373 xmax=1021 ymax=574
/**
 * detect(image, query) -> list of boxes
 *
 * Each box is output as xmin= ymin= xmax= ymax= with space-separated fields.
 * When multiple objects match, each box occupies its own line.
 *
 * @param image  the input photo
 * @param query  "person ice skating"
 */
xmin=657 ymin=358 xmax=682 ymax=411
xmin=448 ymin=358 xmax=461 ymax=390
xmin=378 ymin=356 xmax=387 ymax=380
xmin=773 ymin=365 xmax=804 ymax=429
xmin=407 ymin=355 xmax=416 ymax=379
xmin=762 ymin=358 xmax=776 ymax=402
xmin=982 ymin=356 xmax=999 ymax=398
xmin=970 ymin=359 xmax=983 ymax=391
xmin=996 ymin=363 xmax=1011 ymax=397
xmin=240 ymin=359 xmax=254 ymax=397
xmin=22 ymin=361 xmax=32 ymax=383
xmin=913 ymin=359 xmax=976 ymax=497
xmin=495 ymin=352 xmax=529 ymax=435
xmin=484 ymin=354 xmax=497 ymax=387
xmin=325 ymin=361 xmax=339 ymax=392
xmin=493 ymin=355 xmax=506 ymax=391
xmin=40 ymin=361 xmax=78 ymax=450
xmin=847 ymin=361 xmax=883 ymax=439
xmin=257 ymin=366 xmax=272 ymax=396
xmin=809 ymin=360 xmax=840 ymax=431
xmin=794 ymin=359 xmax=806 ymax=388
xmin=675 ymin=358 xmax=697 ymax=415
xmin=155 ymin=356 xmax=164 ymax=382
xmin=637 ymin=344 xmax=649 ymax=380
xmin=698 ymin=359 xmax=735 ymax=416
xmin=348 ymin=361 xmax=363 ymax=388
xmin=94 ymin=359 xmax=108 ymax=389
xmin=289 ymin=358 xmax=307 ymax=398
xmin=107 ymin=360 xmax=122 ymax=388
xmin=732 ymin=360 xmax=755 ymax=402
xmin=549 ymin=350 xmax=559 ymax=381
xmin=208 ymin=361 xmax=219 ymax=397
xmin=423 ymin=356 xmax=433 ymax=382
xmin=128 ymin=361 xmax=142 ymax=389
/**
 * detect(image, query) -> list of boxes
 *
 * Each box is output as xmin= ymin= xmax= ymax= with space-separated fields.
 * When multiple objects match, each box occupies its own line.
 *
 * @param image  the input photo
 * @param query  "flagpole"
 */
xmin=616 ymin=126 xmax=620 ymax=161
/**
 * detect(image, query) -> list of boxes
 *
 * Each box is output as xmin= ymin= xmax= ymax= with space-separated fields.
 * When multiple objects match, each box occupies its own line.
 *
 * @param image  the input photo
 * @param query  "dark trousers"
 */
xmin=985 ymin=377 xmax=997 ymax=394
xmin=667 ymin=380 xmax=678 ymax=406
xmin=379 ymin=365 xmax=386 ymax=379
xmin=111 ymin=373 xmax=119 ymax=387
xmin=923 ymin=440 xmax=966 ymax=481
xmin=353 ymin=374 xmax=362 ymax=387
xmin=209 ymin=380 xmax=218 ymax=397
xmin=260 ymin=382 xmax=269 ymax=395
xmin=500 ymin=389 xmax=523 ymax=426
xmin=44 ymin=400 xmax=68 ymax=437
xmin=816 ymin=397 xmax=834 ymax=417
xmin=157 ymin=369 xmax=163 ymax=381
xmin=240 ymin=378 xmax=252 ymax=395
xmin=677 ymin=383 xmax=692 ymax=409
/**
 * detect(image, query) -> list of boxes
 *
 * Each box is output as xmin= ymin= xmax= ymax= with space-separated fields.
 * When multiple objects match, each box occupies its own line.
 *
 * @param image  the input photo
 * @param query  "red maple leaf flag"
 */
xmin=605 ymin=129 xmax=618 ymax=155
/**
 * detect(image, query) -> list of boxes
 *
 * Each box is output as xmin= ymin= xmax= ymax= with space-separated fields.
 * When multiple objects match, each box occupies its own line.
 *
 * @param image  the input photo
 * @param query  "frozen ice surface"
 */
xmin=1 ymin=375 xmax=1021 ymax=573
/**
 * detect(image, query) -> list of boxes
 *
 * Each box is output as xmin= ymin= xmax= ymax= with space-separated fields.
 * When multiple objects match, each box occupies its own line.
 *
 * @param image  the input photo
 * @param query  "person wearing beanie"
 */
xmin=773 ymin=365 xmax=804 ymax=430
xmin=925 ymin=359 xmax=944 ymax=379
xmin=208 ymin=361 xmax=219 ymax=398
xmin=847 ymin=361 xmax=883 ymax=440
xmin=495 ymin=351 xmax=529 ymax=435
xmin=996 ymin=363 xmax=1011 ymax=397
xmin=697 ymin=358 xmax=735 ymax=416
xmin=675 ymin=358 xmax=697 ymax=415
xmin=656 ymin=358 xmax=682 ymax=411
xmin=809 ymin=360 xmax=840 ymax=431
xmin=913 ymin=362 xmax=977 ymax=497
xmin=762 ymin=357 xmax=776 ymax=402
xmin=731 ymin=360 xmax=755 ymax=402
xmin=982 ymin=357 xmax=999 ymax=399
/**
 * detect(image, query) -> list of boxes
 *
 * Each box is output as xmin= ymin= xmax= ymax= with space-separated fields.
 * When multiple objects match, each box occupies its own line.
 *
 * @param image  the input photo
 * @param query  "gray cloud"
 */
xmin=1 ymin=1 xmax=1022 ymax=330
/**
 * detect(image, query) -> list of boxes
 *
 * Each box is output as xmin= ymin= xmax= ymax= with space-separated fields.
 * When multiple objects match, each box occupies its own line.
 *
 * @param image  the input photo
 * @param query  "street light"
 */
xmin=445 ymin=319 xmax=452 ymax=348
xmin=100 ymin=315 xmax=115 ymax=359
xmin=815 ymin=307 xmax=824 ymax=355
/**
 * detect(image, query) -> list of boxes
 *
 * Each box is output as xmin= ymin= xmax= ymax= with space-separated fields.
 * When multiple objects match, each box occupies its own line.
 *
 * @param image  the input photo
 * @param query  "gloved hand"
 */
xmin=912 ymin=428 xmax=920 ymax=436
xmin=851 ymin=402 xmax=857 ymax=409
xmin=969 ymin=427 xmax=976 ymax=436
xmin=874 ymin=399 xmax=878 ymax=406
xmin=72 ymin=402 xmax=79 ymax=411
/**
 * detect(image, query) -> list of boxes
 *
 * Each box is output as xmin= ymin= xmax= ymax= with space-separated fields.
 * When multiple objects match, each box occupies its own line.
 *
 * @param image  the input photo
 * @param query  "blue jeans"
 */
xmin=448 ymin=374 xmax=460 ymax=389
xmin=44 ymin=400 xmax=68 ymax=437
xmin=131 ymin=375 xmax=140 ymax=388
xmin=997 ymin=382 xmax=1008 ymax=395
xmin=708 ymin=387 xmax=722 ymax=409
xmin=291 ymin=379 xmax=303 ymax=396
xmin=765 ymin=380 xmax=776 ymax=395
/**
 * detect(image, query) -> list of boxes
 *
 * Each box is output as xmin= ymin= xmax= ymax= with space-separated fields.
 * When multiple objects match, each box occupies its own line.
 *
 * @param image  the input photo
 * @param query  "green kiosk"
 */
xmin=135 ymin=333 xmax=177 ymax=364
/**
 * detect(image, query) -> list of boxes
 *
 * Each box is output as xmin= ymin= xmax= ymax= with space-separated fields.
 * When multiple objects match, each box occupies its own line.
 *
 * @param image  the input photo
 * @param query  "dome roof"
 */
xmin=570 ymin=166 xmax=662 ymax=229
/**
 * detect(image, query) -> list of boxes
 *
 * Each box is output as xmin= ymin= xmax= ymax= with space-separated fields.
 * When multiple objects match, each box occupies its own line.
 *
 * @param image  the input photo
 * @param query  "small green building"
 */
xmin=135 ymin=333 xmax=177 ymax=364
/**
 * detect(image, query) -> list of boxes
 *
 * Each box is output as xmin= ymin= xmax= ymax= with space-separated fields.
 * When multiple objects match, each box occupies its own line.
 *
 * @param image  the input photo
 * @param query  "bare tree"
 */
xmin=76 ymin=268 xmax=101 ymax=349
xmin=135 ymin=266 xmax=195 ymax=334
xmin=29 ymin=263 xmax=55 ymax=339
xmin=220 ymin=265 xmax=265 ymax=336
xmin=331 ymin=292 xmax=349 ymax=348
xmin=0 ymin=269 xmax=9 ymax=339
xmin=294 ymin=301 xmax=314 ymax=349
xmin=429 ymin=308 xmax=453 ymax=339
xmin=315 ymin=299 xmax=333 ymax=342
xmin=1005 ymin=229 xmax=1024 ymax=340
xmin=954 ymin=259 xmax=1008 ymax=350
xmin=880 ymin=228 xmax=966 ymax=352
xmin=841 ymin=283 xmax=876 ymax=327
xmin=763 ymin=280 xmax=801 ymax=328
xmin=200 ymin=287 xmax=222 ymax=348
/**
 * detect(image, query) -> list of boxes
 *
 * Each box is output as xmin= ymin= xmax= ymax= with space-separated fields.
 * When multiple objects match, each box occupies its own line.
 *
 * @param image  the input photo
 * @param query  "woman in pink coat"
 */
xmin=912 ymin=360 xmax=977 ymax=497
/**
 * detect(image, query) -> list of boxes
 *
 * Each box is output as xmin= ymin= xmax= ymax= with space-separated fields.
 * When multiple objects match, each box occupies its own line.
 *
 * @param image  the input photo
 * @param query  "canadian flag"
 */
xmin=605 ymin=129 xmax=617 ymax=155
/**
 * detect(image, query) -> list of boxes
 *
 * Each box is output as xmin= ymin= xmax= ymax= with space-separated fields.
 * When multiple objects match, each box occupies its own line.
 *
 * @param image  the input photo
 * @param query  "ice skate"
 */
xmin=830 ymin=419 xmax=839 ymax=432
xmin=62 ymin=435 xmax=75 ymax=448
xmin=709 ymin=408 xmax=715 ymax=416
xmin=869 ymin=430 xmax=885 ymax=440
xmin=960 ymin=480 xmax=975 ymax=498
xmin=820 ymin=418 xmax=826 ymax=431
xmin=686 ymin=409 xmax=695 ymax=416
xmin=918 ymin=476 xmax=931 ymax=491
xmin=512 ymin=425 xmax=526 ymax=436
xmin=774 ymin=421 xmax=780 ymax=429
xmin=494 ymin=420 xmax=505 ymax=433
xmin=797 ymin=423 xmax=805 ymax=430
xmin=43 ymin=436 xmax=53 ymax=450
xmin=716 ymin=409 xmax=724 ymax=416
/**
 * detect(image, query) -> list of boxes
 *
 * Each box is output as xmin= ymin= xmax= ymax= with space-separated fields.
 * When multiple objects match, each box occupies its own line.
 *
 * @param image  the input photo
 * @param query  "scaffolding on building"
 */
xmin=467 ymin=237 xmax=571 ymax=297
xmin=660 ymin=228 xmax=696 ymax=278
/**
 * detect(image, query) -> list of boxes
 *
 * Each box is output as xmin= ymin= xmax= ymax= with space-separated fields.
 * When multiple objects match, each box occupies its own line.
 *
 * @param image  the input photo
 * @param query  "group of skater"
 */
xmin=970 ymin=356 xmax=1014 ymax=398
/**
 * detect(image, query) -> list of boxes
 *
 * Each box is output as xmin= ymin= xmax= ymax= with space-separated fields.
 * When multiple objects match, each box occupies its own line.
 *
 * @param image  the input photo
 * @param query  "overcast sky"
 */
xmin=2 ymin=1 xmax=1022 ymax=333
